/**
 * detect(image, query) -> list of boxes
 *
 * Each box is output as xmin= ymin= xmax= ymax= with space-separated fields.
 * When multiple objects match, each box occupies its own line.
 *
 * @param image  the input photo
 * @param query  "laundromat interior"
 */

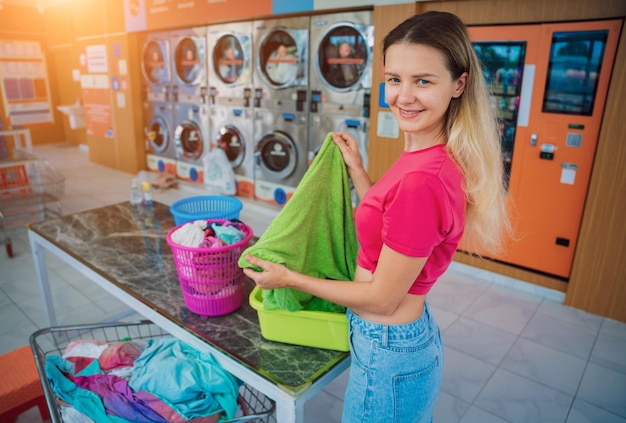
xmin=0 ymin=0 xmax=625 ymax=422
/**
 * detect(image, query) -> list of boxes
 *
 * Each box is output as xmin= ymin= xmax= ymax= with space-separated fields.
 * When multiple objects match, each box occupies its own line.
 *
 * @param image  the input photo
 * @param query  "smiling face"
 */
xmin=384 ymin=43 xmax=467 ymax=149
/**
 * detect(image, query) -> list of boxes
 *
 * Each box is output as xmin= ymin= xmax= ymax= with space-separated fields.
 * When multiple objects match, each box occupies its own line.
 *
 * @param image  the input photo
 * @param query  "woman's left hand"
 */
xmin=242 ymin=255 xmax=291 ymax=289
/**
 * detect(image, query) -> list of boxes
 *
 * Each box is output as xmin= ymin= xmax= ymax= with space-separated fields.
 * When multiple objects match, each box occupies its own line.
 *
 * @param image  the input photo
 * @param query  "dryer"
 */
xmin=253 ymin=16 xmax=309 ymax=110
xmin=171 ymin=27 xmax=209 ymax=184
xmin=253 ymin=108 xmax=308 ymax=206
xmin=308 ymin=11 xmax=373 ymax=168
xmin=209 ymin=106 xmax=255 ymax=198
xmin=141 ymin=30 xmax=172 ymax=100
xmin=140 ymin=31 xmax=176 ymax=173
xmin=171 ymin=26 xmax=207 ymax=104
xmin=207 ymin=21 xmax=254 ymax=107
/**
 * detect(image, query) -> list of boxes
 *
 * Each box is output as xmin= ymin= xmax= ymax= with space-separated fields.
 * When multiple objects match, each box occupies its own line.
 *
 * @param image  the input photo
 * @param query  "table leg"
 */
xmin=275 ymin=396 xmax=304 ymax=423
xmin=29 ymin=232 xmax=56 ymax=326
xmin=23 ymin=130 xmax=33 ymax=154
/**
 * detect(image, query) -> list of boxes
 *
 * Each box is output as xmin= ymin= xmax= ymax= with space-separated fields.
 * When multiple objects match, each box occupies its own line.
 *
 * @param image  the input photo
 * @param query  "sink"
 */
xmin=57 ymin=104 xmax=84 ymax=115
xmin=57 ymin=104 xmax=85 ymax=129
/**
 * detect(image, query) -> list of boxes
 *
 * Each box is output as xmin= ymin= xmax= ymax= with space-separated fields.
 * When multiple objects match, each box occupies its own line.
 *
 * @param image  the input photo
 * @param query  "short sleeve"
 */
xmin=382 ymin=172 xmax=451 ymax=258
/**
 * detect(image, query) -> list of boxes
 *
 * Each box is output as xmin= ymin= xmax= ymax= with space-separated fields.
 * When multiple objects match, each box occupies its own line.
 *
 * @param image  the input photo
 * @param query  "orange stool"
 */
xmin=0 ymin=345 xmax=51 ymax=422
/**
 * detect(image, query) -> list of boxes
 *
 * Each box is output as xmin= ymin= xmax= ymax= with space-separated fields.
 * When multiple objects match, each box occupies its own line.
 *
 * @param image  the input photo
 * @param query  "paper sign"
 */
xmin=377 ymin=111 xmax=399 ymax=139
xmin=117 ymin=92 xmax=126 ymax=108
xmin=561 ymin=167 xmax=576 ymax=185
xmin=118 ymin=59 xmax=127 ymax=75
xmin=86 ymin=45 xmax=108 ymax=73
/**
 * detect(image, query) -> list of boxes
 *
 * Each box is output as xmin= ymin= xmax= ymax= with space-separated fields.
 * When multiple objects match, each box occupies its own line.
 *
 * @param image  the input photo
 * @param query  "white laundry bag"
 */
xmin=203 ymin=147 xmax=236 ymax=195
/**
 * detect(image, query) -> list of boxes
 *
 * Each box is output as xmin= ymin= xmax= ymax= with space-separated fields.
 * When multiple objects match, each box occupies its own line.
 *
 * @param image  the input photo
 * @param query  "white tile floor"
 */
xmin=2 ymin=142 xmax=625 ymax=423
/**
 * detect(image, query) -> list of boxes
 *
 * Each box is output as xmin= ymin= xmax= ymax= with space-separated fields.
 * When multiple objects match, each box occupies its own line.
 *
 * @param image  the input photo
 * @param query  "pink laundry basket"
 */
xmin=166 ymin=219 xmax=253 ymax=317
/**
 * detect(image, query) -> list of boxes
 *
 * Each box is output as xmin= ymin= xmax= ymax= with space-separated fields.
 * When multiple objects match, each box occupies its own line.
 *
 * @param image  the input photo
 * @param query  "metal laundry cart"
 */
xmin=29 ymin=320 xmax=276 ymax=423
xmin=0 ymin=150 xmax=64 ymax=257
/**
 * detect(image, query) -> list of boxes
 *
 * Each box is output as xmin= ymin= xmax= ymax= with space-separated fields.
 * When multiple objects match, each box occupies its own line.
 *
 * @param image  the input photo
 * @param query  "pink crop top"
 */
xmin=354 ymin=144 xmax=466 ymax=295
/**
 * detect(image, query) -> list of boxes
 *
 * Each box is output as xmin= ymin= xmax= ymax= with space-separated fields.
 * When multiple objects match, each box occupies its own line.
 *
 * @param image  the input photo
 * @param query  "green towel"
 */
xmin=239 ymin=133 xmax=358 ymax=312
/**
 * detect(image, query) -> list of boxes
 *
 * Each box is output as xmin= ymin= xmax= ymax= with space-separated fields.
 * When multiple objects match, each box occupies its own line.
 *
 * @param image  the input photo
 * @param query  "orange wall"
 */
xmin=43 ymin=0 xmax=144 ymax=174
xmin=0 ymin=3 xmax=66 ymax=145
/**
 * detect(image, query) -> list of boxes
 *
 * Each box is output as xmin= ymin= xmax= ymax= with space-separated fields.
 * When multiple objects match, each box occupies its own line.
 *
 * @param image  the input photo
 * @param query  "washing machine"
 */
xmin=140 ymin=31 xmax=177 ymax=174
xmin=207 ymin=21 xmax=253 ymax=107
xmin=174 ymin=103 xmax=209 ymax=184
xmin=209 ymin=106 xmax=255 ymax=198
xmin=171 ymin=26 xmax=207 ymax=104
xmin=252 ymin=16 xmax=309 ymax=110
xmin=144 ymin=101 xmax=177 ymax=175
xmin=308 ymin=11 xmax=373 ymax=171
xmin=253 ymin=108 xmax=308 ymax=206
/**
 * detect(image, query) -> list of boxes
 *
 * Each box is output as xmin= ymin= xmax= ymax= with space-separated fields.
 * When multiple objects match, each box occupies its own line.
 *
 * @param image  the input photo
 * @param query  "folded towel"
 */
xmin=238 ymin=133 xmax=358 ymax=312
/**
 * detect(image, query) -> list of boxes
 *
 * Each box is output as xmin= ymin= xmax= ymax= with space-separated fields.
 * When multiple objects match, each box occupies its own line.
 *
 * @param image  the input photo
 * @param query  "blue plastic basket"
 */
xmin=170 ymin=196 xmax=243 ymax=225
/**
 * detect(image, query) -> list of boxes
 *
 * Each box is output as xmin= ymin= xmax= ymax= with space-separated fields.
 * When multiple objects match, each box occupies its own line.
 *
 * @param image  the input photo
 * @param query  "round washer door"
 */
xmin=146 ymin=116 xmax=169 ymax=153
xmin=174 ymin=36 xmax=204 ymax=86
xmin=217 ymin=125 xmax=245 ymax=169
xmin=256 ymin=131 xmax=297 ymax=181
xmin=258 ymin=29 xmax=300 ymax=88
xmin=142 ymin=40 xmax=169 ymax=85
xmin=175 ymin=120 xmax=204 ymax=160
xmin=213 ymin=34 xmax=246 ymax=85
xmin=317 ymin=24 xmax=369 ymax=90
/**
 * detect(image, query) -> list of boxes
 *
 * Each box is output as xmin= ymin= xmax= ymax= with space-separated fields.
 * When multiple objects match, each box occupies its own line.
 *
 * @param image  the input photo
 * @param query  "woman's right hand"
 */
xmin=243 ymin=255 xmax=292 ymax=290
xmin=332 ymin=131 xmax=363 ymax=172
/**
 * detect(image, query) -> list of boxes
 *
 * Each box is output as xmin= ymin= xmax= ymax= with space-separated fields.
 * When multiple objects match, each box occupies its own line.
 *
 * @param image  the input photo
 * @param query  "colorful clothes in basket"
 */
xmin=171 ymin=220 xmax=247 ymax=248
xmin=45 ymin=337 xmax=240 ymax=422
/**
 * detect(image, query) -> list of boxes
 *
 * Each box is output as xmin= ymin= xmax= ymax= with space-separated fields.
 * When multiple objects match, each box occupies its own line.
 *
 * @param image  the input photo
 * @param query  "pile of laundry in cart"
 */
xmin=44 ymin=336 xmax=242 ymax=422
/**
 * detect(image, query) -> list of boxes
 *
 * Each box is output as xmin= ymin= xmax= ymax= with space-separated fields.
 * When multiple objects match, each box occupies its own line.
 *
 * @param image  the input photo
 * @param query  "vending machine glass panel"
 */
xmin=542 ymin=30 xmax=608 ymax=116
xmin=473 ymin=42 xmax=526 ymax=190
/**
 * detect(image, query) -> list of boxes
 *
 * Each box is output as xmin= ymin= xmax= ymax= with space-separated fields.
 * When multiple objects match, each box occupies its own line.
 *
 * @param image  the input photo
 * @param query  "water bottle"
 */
xmin=130 ymin=178 xmax=143 ymax=206
xmin=141 ymin=181 xmax=153 ymax=206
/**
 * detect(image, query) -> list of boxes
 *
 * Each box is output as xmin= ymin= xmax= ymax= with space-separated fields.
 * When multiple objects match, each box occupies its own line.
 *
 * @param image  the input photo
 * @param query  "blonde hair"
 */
xmin=383 ymin=11 xmax=511 ymax=254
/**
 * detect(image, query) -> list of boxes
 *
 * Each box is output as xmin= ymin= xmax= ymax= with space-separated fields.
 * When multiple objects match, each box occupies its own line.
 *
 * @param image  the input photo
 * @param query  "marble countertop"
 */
xmin=28 ymin=201 xmax=348 ymax=392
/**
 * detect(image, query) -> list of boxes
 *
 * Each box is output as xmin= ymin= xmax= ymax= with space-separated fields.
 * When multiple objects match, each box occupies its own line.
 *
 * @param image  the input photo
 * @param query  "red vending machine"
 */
xmin=466 ymin=20 xmax=622 ymax=280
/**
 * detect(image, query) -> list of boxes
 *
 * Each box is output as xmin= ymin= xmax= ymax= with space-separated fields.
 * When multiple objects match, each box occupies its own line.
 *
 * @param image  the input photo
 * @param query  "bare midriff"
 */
xmin=351 ymin=265 xmax=426 ymax=325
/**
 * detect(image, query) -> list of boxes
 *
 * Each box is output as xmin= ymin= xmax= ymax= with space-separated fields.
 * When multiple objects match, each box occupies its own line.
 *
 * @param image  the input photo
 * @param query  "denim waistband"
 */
xmin=347 ymin=301 xmax=435 ymax=341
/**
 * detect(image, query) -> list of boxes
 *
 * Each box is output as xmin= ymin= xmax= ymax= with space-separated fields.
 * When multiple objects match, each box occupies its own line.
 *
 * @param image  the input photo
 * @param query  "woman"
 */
xmin=244 ymin=11 xmax=509 ymax=422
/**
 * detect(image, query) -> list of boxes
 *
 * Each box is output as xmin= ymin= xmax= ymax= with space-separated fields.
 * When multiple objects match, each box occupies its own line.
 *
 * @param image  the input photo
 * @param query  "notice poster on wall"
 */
xmin=0 ymin=39 xmax=54 ymax=125
xmin=80 ymin=45 xmax=113 ymax=138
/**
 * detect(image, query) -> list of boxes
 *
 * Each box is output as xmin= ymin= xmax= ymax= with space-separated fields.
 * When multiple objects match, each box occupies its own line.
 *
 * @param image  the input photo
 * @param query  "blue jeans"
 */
xmin=342 ymin=302 xmax=443 ymax=423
